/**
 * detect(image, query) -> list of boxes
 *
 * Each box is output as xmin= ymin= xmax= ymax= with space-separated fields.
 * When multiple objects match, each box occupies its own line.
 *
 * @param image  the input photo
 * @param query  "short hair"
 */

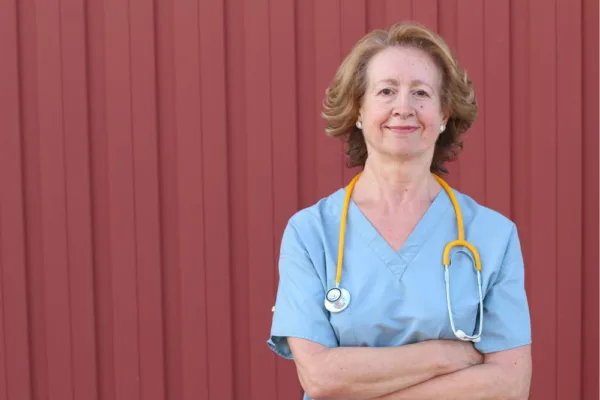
xmin=321 ymin=21 xmax=478 ymax=175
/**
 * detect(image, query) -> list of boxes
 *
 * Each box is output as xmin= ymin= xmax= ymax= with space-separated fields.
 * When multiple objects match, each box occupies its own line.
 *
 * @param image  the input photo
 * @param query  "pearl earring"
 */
xmin=356 ymin=120 xmax=362 ymax=129
xmin=440 ymin=123 xmax=445 ymax=132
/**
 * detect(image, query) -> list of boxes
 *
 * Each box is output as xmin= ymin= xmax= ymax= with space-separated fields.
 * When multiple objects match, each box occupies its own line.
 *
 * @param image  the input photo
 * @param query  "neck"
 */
xmin=353 ymin=153 xmax=441 ymax=211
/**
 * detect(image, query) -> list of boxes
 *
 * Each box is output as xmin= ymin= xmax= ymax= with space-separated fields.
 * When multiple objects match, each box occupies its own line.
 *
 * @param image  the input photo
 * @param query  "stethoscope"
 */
xmin=324 ymin=172 xmax=484 ymax=343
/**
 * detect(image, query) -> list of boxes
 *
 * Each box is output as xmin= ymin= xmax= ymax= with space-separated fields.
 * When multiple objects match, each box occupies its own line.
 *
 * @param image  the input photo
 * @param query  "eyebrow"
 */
xmin=375 ymin=78 xmax=435 ymax=90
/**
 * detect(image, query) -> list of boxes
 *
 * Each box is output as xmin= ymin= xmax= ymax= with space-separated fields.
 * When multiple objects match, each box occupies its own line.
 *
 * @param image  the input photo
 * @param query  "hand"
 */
xmin=453 ymin=341 xmax=484 ymax=369
xmin=438 ymin=340 xmax=484 ymax=373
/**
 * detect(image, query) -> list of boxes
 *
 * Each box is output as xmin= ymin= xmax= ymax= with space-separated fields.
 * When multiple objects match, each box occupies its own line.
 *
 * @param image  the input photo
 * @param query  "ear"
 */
xmin=356 ymin=108 xmax=363 ymax=125
xmin=437 ymin=114 xmax=450 ymax=136
xmin=442 ymin=113 xmax=449 ymax=126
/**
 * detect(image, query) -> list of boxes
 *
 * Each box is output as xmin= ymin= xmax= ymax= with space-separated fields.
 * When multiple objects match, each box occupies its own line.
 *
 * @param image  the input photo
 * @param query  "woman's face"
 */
xmin=358 ymin=46 xmax=447 ymax=164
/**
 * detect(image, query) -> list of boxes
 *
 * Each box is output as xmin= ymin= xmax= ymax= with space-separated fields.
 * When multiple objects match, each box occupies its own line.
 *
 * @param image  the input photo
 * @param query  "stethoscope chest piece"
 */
xmin=324 ymin=287 xmax=351 ymax=313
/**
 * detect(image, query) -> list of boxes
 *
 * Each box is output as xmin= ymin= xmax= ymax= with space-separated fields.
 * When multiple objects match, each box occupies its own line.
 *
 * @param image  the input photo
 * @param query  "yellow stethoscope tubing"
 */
xmin=335 ymin=172 xmax=482 ymax=287
xmin=335 ymin=173 xmax=361 ymax=287
xmin=432 ymin=174 xmax=482 ymax=272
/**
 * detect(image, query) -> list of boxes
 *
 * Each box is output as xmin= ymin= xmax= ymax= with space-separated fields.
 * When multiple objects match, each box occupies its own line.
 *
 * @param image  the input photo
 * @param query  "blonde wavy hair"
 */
xmin=322 ymin=22 xmax=478 ymax=174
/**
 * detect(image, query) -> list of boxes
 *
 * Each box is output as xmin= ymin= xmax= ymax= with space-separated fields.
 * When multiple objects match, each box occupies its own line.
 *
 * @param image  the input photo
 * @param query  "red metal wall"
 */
xmin=0 ymin=0 xmax=597 ymax=399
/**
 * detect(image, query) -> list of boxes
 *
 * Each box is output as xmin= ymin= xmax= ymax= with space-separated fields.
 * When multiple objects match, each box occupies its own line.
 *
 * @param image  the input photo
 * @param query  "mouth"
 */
xmin=386 ymin=125 xmax=419 ymax=134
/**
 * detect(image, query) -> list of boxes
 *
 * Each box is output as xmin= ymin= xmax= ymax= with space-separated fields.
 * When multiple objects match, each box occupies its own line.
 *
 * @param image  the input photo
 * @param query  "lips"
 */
xmin=386 ymin=125 xmax=419 ymax=133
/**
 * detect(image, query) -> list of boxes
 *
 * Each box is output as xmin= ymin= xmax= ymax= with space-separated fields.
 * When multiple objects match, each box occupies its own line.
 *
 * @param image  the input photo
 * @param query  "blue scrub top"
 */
xmin=267 ymin=185 xmax=532 ymax=399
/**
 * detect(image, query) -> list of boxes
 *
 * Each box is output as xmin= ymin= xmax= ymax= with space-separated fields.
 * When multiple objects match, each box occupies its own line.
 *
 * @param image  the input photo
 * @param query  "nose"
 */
xmin=392 ymin=90 xmax=415 ymax=119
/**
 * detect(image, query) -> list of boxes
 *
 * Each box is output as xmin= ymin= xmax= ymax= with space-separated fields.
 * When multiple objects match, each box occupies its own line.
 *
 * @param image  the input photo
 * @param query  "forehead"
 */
xmin=366 ymin=46 xmax=442 ymax=88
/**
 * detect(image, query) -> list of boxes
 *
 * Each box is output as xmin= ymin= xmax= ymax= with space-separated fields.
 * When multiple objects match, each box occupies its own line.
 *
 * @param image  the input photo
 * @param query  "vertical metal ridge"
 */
xmin=153 ymin=0 xmax=180 ymax=397
xmin=171 ymin=0 xmax=207 ymax=397
xmin=60 ymin=0 xmax=99 ymax=397
xmin=104 ymin=0 xmax=140 ymax=396
xmin=85 ymin=0 xmax=115 ymax=397
xmin=149 ymin=3 xmax=169 ymax=395
xmin=553 ymin=0 xmax=559 ymax=394
xmin=0 ymin=0 xmax=33 ymax=397
xmin=529 ymin=1 xmax=559 ymax=397
xmin=35 ymin=0 xmax=75 ymax=396
xmin=244 ymin=0 xmax=276 ymax=396
xmin=197 ymin=0 xmax=210 ymax=396
xmin=481 ymin=2 xmax=486 ymax=205
xmin=581 ymin=0 xmax=599 ymax=398
xmin=199 ymin=0 xmax=234 ymax=397
xmin=81 ymin=0 xmax=102 ymax=397
xmin=125 ymin=0 xmax=143 ymax=396
xmin=224 ymin=0 xmax=250 ymax=395
xmin=129 ymin=0 xmax=166 ymax=397
xmin=555 ymin=0 xmax=584 ymax=397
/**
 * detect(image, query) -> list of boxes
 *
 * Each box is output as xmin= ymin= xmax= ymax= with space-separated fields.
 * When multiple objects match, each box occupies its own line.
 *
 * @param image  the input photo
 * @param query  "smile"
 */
xmin=386 ymin=126 xmax=419 ymax=134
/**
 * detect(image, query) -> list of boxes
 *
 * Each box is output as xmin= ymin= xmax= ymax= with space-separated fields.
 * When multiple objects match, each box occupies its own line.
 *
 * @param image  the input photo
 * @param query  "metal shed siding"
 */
xmin=0 ymin=0 xmax=597 ymax=400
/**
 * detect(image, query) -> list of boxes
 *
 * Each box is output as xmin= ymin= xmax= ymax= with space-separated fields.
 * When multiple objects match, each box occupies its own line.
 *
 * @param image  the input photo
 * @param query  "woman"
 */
xmin=267 ymin=22 xmax=532 ymax=399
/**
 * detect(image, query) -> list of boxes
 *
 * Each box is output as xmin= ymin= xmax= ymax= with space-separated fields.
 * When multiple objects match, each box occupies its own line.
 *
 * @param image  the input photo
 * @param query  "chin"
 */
xmin=381 ymin=150 xmax=417 ymax=161
xmin=384 ymin=146 xmax=417 ymax=158
xmin=381 ymin=138 xmax=422 ymax=154
xmin=367 ymin=141 xmax=430 ymax=162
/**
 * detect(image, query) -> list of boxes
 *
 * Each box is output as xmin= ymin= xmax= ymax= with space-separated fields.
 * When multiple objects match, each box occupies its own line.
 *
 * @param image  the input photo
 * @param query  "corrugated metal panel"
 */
xmin=0 ymin=1 xmax=597 ymax=400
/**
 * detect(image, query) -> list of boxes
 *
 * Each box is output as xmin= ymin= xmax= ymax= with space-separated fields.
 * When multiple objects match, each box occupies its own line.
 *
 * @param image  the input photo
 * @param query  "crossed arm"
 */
xmin=288 ymin=337 xmax=532 ymax=400
xmin=372 ymin=344 xmax=532 ymax=399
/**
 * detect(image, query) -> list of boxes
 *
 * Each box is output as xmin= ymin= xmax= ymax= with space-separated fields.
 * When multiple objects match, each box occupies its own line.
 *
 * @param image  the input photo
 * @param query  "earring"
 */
xmin=440 ymin=123 xmax=445 ymax=132
xmin=356 ymin=120 xmax=362 ymax=129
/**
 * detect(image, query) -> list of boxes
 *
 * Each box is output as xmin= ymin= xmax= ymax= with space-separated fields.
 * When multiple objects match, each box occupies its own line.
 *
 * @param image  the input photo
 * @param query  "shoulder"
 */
xmin=280 ymin=188 xmax=345 ymax=254
xmin=288 ymin=189 xmax=343 ymax=229
xmin=446 ymin=189 xmax=526 ymax=289
xmin=452 ymin=188 xmax=517 ymax=237
xmin=450 ymin=188 xmax=521 ymax=264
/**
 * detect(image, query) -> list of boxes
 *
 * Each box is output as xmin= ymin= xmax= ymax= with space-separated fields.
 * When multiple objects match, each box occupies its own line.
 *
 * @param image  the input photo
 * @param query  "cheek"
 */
xmin=363 ymin=100 xmax=392 ymax=123
xmin=417 ymin=106 xmax=442 ymax=129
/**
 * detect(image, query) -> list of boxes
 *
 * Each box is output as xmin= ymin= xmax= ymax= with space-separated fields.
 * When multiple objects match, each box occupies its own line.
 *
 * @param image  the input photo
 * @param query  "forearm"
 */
xmin=303 ymin=341 xmax=466 ymax=400
xmin=374 ymin=362 xmax=528 ymax=400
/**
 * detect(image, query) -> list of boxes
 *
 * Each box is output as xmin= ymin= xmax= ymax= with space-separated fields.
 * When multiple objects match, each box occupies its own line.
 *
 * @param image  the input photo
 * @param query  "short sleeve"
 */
xmin=475 ymin=224 xmax=532 ymax=353
xmin=267 ymin=219 xmax=339 ymax=359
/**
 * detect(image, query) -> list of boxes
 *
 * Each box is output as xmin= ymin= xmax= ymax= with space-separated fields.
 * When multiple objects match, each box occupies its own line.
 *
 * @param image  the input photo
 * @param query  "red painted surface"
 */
xmin=0 ymin=1 xmax=597 ymax=399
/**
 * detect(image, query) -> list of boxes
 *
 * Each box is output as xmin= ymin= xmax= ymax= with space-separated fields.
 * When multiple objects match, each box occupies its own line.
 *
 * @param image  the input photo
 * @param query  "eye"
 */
xmin=414 ymin=89 xmax=430 ymax=97
xmin=378 ymin=88 xmax=395 ymax=96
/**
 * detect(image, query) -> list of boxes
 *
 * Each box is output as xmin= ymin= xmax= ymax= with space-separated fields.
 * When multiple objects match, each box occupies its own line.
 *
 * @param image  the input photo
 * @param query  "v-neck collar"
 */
xmin=332 ymin=186 xmax=453 ymax=281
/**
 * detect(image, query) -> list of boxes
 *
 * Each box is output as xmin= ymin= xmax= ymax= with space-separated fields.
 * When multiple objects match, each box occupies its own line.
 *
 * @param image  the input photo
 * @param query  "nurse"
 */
xmin=268 ymin=22 xmax=532 ymax=399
